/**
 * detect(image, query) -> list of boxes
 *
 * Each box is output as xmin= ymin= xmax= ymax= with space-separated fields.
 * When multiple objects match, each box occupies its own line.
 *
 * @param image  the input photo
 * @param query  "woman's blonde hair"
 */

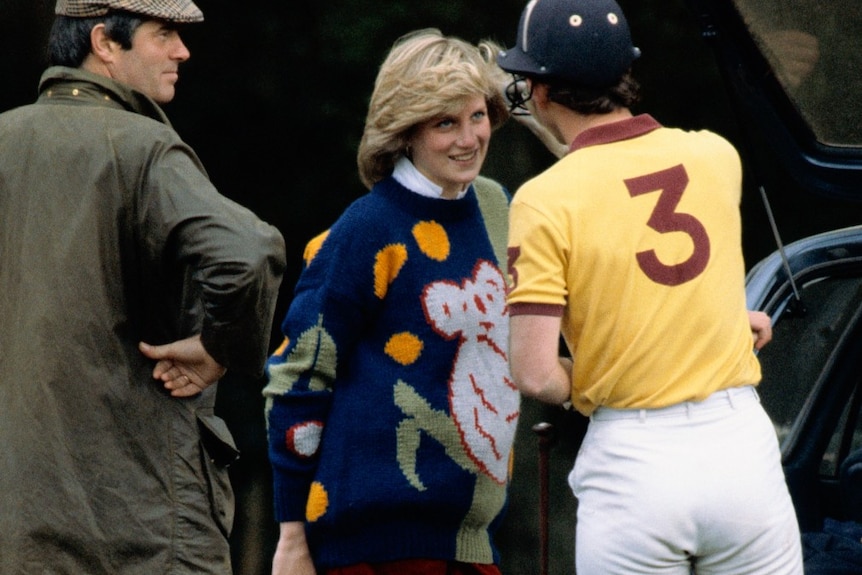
xmin=357 ymin=29 xmax=510 ymax=189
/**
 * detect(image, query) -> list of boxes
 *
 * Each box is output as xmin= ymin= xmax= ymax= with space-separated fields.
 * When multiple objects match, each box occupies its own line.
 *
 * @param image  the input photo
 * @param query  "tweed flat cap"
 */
xmin=55 ymin=0 xmax=204 ymax=23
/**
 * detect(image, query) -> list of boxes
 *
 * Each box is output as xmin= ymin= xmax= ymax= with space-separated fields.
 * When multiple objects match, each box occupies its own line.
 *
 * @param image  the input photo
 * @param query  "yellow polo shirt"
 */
xmin=507 ymin=115 xmax=761 ymax=416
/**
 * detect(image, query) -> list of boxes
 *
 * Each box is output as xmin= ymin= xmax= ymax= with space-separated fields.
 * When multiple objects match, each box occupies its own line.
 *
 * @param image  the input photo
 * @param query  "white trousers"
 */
xmin=570 ymin=386 xmax=803 ymax=575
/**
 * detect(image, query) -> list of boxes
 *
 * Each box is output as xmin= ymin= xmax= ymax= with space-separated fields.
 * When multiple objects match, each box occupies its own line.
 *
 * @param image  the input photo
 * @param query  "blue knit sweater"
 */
xmin=263 ymin=176 xmax=520 ymax=569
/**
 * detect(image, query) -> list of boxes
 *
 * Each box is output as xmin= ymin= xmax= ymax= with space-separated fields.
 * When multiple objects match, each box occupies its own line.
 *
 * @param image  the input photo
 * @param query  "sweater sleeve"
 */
xmin=262 ymin=213 xmax=378 ymax=522
xmin=264 ymin=317 xmax=336 ymax=521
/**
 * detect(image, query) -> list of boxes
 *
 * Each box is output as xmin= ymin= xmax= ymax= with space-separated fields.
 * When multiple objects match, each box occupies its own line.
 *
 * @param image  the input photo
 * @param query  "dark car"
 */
xmin=688 ymin=0 xmax=862 ymax=571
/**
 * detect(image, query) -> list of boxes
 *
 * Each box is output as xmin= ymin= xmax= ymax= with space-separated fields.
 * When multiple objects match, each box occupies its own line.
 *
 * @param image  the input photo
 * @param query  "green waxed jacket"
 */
xmin=0 ymin=67 xmax=286 ymax=573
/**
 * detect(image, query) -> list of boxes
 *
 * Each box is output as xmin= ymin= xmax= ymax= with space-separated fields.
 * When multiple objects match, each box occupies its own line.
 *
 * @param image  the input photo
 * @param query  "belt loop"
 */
xmin=638 ymin=409 xmax=646 ymax=423
xmin=727 ymin=388 xmax=736 ymax=409
xmin=685 ymin=402 xmax=692 ymax=418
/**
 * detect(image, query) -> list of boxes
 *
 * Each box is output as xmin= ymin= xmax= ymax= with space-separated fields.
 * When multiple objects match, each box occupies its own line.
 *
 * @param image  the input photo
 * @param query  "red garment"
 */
xmin=325 ymin=559 xmax=502 ymax=575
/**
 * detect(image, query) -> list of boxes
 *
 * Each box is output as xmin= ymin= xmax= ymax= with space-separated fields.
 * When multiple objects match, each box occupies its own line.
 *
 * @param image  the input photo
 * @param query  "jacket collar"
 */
xmin=37 ymin=66 xmax=173 ymax=127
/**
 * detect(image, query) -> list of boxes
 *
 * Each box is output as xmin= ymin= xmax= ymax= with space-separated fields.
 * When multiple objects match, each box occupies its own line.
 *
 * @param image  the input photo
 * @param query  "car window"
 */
xmin=757 ymin=274 xmax=862 ymax=448
xmin=731 ymin=0 xmax=862 ymax=147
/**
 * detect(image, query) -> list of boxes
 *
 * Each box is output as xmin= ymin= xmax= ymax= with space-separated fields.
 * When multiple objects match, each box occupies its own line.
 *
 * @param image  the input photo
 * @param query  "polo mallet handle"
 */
xmin=533 ymin=422 xmax=556 ymax=575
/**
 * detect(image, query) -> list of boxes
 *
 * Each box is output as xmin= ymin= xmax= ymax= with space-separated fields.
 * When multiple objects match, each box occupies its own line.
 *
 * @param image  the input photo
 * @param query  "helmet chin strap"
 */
xmin=505 ymin=76 xmax=533 ymax=116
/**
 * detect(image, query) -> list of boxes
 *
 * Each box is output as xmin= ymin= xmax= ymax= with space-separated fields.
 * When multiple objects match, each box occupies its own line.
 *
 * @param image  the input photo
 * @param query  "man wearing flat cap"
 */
xmin=0 ymin=1 xmax=286 ymax=572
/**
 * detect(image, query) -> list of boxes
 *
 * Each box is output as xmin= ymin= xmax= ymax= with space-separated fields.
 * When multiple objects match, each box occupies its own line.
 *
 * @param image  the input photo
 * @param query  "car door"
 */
xmin=745 ymin=225 xmax=862 ymax=531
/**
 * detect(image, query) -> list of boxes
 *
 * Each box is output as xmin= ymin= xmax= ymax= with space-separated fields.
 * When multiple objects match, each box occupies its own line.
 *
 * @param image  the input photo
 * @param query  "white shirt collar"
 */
xmin=392 ymin=156 xmax=469 ymax=200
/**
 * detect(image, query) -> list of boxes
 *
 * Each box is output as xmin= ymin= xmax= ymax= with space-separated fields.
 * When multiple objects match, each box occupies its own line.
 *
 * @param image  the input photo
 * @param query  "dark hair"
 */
xmin=47 ymin=12 xmax=144 ymax=68
xmin=545 ymin=71 xmax=641 ymax=115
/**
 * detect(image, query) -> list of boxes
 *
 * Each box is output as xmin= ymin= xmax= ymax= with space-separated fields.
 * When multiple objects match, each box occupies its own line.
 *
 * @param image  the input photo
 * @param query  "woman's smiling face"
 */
xmin=408 ymin=95 xmax=491 ymax=199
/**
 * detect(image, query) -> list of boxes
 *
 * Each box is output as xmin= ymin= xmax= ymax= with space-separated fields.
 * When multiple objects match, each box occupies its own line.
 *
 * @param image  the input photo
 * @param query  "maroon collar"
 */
xmin=569 ymin=114 xmax=661 ymax=152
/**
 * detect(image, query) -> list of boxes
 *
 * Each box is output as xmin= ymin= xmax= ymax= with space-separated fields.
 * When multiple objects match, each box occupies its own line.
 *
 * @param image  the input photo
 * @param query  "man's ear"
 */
xmin=89 ymin=23 xmax=119 ymax=64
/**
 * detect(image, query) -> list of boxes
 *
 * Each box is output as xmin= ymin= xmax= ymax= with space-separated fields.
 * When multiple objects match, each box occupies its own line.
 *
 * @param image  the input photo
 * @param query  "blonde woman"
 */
xmin=263 ymin=29 xmax=519 ymax=575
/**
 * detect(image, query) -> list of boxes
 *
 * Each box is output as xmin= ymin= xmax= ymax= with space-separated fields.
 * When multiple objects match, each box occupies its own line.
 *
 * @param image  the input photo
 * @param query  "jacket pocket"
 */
xmin=197 ymin=411 xmax=240 ymax=467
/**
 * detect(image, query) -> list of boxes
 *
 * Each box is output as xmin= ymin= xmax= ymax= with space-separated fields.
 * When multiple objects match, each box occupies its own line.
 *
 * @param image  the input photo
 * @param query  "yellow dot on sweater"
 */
xmin=384 ymin=332 xmax=424 ymax=365
xmin=303 ymin=230 xmax=330 ymax=266
xmin=373 ymin=244 xmax=408 ymax=299
xmin=306 ymin=481 xmax=329 ymax=522
xmin=273 ymin=337 xmax=289 ymax=356
xmin=412 ymin=221 xmax=449 ymax=262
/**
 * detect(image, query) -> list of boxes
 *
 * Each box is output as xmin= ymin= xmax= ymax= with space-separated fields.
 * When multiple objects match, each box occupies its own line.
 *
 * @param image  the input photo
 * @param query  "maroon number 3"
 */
xmin=624 ymin=164 xmax=710 ymax=286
